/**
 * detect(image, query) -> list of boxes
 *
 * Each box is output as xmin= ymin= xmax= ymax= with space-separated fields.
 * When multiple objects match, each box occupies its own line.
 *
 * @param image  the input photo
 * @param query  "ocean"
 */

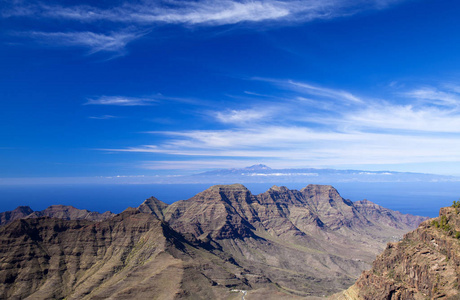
xmin=0 ymin=182 xmax=458 ymax=218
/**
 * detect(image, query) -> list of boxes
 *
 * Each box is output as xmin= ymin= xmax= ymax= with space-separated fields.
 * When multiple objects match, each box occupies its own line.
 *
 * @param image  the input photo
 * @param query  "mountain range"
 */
xmin=0 ymin=184 xmax=428 ymax=299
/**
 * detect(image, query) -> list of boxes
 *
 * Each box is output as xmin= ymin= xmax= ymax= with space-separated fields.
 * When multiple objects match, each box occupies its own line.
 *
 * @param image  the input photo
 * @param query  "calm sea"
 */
xmin=0 ymin=182 xmax=458 ymax=217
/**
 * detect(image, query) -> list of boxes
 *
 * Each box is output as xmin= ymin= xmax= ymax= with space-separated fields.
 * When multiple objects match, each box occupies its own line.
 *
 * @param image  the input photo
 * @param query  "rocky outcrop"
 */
xmin=0 ymin=206 xmax=33 ymax=226
xmin=138 ymin=196 xmax=169 ymax=220
xmin=0 ymin=205 xmax=114 ymax=226
xmin=337 ymin=206 xmax=460 ymax=299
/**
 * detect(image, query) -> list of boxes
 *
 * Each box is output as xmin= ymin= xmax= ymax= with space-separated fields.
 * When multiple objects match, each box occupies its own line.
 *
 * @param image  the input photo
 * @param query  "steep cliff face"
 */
xmin=160 ymin=184 xmax=427 ymax=297
xmin=0 ymin=210 xmax=256 ymax=299
xmin=338 ymin=206 xmax=460 ymax=300
xmin=164 ymin=184 xmax=257 ymax=241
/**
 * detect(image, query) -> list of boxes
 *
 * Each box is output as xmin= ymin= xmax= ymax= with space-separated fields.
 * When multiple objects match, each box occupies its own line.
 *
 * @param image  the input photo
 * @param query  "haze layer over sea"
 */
xmin=1 ymin=182 xmax=458 ymax=218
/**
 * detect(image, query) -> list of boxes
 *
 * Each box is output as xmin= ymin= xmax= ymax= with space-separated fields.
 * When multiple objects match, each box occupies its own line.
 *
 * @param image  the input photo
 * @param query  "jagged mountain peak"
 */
xmin=267 ymin=185 xmax=289 ymax=192
xmin=138 ymin=196 xmax=169 ymax=220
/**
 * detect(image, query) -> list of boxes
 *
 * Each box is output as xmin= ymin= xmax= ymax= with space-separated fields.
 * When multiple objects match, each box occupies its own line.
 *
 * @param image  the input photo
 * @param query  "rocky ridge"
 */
xmin=336 ymin=206 xmax=460 ymax=300
xmin=0 ymin=204 xmax=115 ymax=226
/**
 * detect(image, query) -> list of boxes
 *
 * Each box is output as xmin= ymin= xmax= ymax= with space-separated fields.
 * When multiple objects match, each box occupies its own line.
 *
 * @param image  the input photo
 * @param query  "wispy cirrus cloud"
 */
xmin=215 ymin=108 xmax=272 ymax=124
xmin=404 ymin=86 xmax=460 ymax=108
xmin=88 ymin=115 xmax=118 ymax=120
xmin=85 ymin=96 xmax=157 ymax=106
xmin=4 ymin=0 xmax=402 ymax=25
xmin=102 ymin=80 xmax=460 ymax=170
xmin=24 ymin=30 xmax=142 ymax=54
xmin=4 ymin=0 xmax=405 ymax=55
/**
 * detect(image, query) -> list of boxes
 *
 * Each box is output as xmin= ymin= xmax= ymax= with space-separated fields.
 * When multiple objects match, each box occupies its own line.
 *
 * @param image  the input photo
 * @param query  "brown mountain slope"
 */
xmin=0 ymin=209 xmax=279 ymax=299
xmin=0 ymin=205 xmax=114 ymax=226
xmin=0 ymin=206 xmax=33 ymax=226
xmin=27 ymin=204 xmax=115 ymax=222
xmin=336 ymin=206 xmax=460 ymax=300
xmin=138 ymin=196 xmax=169 ymax=220
xmin=158 ymin=184 xmax=427 ymax=297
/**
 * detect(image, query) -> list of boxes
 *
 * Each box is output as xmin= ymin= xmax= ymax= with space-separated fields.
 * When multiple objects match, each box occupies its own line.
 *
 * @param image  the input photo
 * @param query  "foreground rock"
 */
xmin=336 ymin=206 xmax=460 ymax=299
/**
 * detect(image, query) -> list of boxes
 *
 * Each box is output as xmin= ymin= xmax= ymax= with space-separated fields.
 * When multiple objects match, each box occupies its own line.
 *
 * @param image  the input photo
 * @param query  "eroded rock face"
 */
xmin=338 ymin=207 xmax=460 ymax=300
xmin=158 ymin=184 xmax=428 ymax=297
xmin=0 ymin=210 xmax=254 ymax=300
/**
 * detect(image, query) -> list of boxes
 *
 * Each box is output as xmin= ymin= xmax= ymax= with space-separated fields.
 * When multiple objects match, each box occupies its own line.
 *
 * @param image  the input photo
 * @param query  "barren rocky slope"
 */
xmin=0 ymin=184 xmax=427 ymax=299
xmin=336 ymin=206 xmax=460 ymax=300
xmin=0 ymin=209 xmax=270 ymax=299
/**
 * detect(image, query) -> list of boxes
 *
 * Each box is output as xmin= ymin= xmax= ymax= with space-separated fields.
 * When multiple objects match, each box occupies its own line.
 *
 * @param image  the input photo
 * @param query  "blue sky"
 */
xmin=2 ymin=0 xmax=460 ymax=182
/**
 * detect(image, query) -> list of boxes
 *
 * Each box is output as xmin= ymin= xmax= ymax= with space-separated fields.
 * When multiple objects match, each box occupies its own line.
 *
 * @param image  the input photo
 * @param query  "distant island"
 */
xmin=3 ymin=164 xmax=458 ymax=185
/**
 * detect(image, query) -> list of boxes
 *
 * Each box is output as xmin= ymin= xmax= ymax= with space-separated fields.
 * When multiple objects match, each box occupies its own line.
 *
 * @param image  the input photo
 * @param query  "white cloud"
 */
xmin=102 ymin=81 xmax=460 ymax=170
xmin=141 ymin=159 xmax=254 ymax=170
xmin=286 ymin=80 xmax=363 ymax=104
xmin=84 ymin=96 xmax=156 ymax=106
xmin=26 ymin=30 xmax=141 ymax=53
xmin=404 ymin=87 xmax=460 ymax=108
xmin=103 ymin=126 xmax=460 ymax=167
xmin=4 ymin=0 xmax=402 ymax=25
xmin=215 ymin=108 xmax=270 ymax=124
xmin=4 ymin=0 xmax=405 ymax=54
xmin=343 ymin=103 xmax=460 ymax=133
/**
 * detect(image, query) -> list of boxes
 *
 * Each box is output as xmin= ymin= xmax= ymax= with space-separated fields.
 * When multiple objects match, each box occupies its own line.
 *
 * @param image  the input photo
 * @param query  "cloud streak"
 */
xmin=85 ymin=96 xmax=157 ymax=106
xmin=103 ymin=81 xmax=460 ymax=169
xmin=4 ymin=0 xmax=402 ymax=25
xmin=4 ymin=0 xmax=405 ymax=54
xmin=24 ymin=30 xmax=142 ymax=54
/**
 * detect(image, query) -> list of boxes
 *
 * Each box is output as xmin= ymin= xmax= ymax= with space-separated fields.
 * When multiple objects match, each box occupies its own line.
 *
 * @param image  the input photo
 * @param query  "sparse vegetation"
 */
xmin=432 ymin=214 xmax=460 ymax=239
xmin=452 ymin=200 xmax=460 ymax=209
